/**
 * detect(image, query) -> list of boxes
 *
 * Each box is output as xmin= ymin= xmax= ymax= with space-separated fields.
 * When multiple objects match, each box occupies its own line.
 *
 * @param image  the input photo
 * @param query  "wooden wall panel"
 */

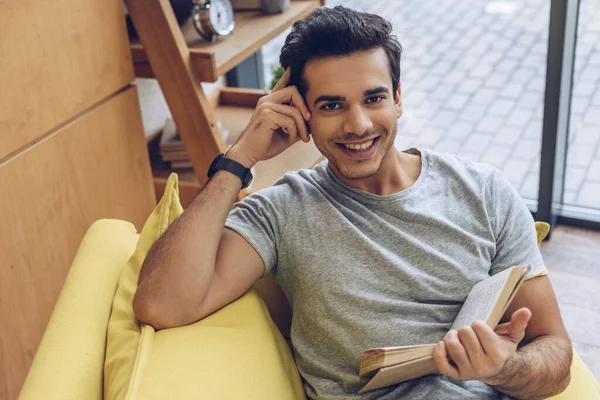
xmin=0 ymin=86 xmax=155 ymax=399
xmin=0 ymin=0 xmax=134 ymax=160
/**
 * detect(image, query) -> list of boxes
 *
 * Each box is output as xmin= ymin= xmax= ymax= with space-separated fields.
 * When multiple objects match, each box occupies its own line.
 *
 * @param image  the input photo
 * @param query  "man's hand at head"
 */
xmin=227 ymin=67 xmax=312 ymax=169
xmin=432 ymin=307 xmax=532 ymax=385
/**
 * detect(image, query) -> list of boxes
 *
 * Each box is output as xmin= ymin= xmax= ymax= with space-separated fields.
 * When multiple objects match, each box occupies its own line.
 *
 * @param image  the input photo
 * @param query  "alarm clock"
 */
xmin=192 ymin=0 xmax=235 ymax=42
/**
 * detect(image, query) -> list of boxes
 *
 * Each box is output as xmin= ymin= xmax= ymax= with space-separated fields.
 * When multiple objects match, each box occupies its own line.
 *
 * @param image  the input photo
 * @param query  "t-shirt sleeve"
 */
xmin=224 ymin=186 xmax=287 ymax=278
xmin=488 ymin=168 xmax=548 ymax=280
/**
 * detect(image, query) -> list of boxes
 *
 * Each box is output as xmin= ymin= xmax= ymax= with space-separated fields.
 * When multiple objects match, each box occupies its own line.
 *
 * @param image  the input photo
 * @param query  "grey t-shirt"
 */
xmin=225 ymin=147 xmax=546 ymax=400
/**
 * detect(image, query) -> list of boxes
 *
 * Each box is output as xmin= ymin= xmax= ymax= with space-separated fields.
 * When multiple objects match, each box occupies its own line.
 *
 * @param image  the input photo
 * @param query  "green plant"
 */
xmin=269 ymin=65 xmax=285 ymax=90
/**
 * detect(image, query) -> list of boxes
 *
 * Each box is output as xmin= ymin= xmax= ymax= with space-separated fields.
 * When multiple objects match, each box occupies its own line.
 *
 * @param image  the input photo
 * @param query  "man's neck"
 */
xmin=329 ymin=147 xmax=421 ymax=196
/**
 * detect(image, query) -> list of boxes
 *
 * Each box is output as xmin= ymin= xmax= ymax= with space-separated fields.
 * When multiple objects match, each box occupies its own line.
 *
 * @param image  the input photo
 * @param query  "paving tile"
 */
xmin=586 ymin=160 xmax=600 ymax=181
xmin=527 ymin=76 xmax=546 ymax=92
xmin=579 ymin=66 xmax=600 ymax=82
xmin=572 ymin=123 xmax=600 ymax=146
xmin=566 ymin=145 xmax=596 ymax=168
xmin=433 ymin=138 xmax=463 ymax=154
xmin=431 ymin=110 xmax=457 ymax=127
xmin=500 ymin=158 xmax=530 ymax=188
xmin=576 ymin=182 xmax=600 ymax=209
xmin=470 ymin=64 xmax=494 ymax=79
xmin=517 ymin=92 xmax=543 ymax=109
xmin=563 ymin=190 xmax=577 ymax=205
xmin=413 ymin=104 xmax=439 ymax=119
xmin=500 ymin=83 xmax=525 ymax=99
xmin=520 ymin=172 xmax=540 ymax=200
xmin=513 ymin=139 xmax=541 ymax=160
xmin=444 ymin=93 xmax=470 ymax=110
xmin=574 ymin=80 xmax=597 ymax=96
xmin=471 ymin=88 xmax=498 ymax=106
xmin=506 ymin=108 xmax=534 ymax=127
xmin=394 ymin=135 xmax=416 ymax=150
xmin=565 ymin=166 xmax=587 ymax=192
xmin=480 ymin=144 xmax=513 ymax=169
xmin=429 ymin=61 xmax=454 ymax=76
xmin=523 ymin=118 xmax=543 ymax=140
xmin=495 ymin=57 xmax=521 ymax=73
xmin=507 ymin=46 xmax=529 ymax=58
xmin=511 ymin=68 xmax=537 ymax=84
xmin=485 ymin=73 xmax=510 ymax=89
xmin=404 ymin=90 xmax=428 ymax=107
xmin=447 ymin=121 xmax=475 ymax=140
xmin=488 ymin=99 xmax=515 ymax=117
xmin=413 ymin=128 xmax=444 ymax=147
xmin=571 ymin=95 xmax=591 ymax=114
xmin=493 ymin=126 xmax=524 ymax=146
xmin=475 ymin=115 xmax=504 ymax=134
xmin=463 ymin=133 xmax=492 ymax=153
xmin=456 ymin=79 xmax=484 ymax=95
xmin=459 ymin=104 xmax=488 ymax=123
xmin=583 ymin=108 xmax=600 ymax=125
xmin=429 ymin=84 xmax=455 ymax=100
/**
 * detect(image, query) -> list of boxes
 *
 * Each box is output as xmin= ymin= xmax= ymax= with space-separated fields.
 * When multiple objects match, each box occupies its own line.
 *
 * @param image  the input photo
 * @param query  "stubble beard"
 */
xmin=317 ymin=124 xmax=398 ymax=180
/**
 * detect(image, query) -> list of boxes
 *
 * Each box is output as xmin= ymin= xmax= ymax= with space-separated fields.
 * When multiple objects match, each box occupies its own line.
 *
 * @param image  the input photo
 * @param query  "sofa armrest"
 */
xmin=20 ymin=220 xmax=139 ymax=400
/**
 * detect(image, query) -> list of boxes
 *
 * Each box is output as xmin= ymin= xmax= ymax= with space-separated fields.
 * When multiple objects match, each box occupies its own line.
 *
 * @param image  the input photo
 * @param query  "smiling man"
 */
xmin=133 ymin=5 xmax=572 ymax=400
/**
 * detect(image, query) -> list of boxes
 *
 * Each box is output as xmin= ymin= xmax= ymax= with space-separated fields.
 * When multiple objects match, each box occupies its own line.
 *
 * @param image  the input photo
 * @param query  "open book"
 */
xmin=358 ymin=265 xmax=531 ymax=394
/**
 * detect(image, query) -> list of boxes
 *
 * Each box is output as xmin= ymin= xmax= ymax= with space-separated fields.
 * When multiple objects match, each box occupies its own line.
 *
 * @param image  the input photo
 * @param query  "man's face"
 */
xmin=304 ymin=48 xmax=403 ymax=180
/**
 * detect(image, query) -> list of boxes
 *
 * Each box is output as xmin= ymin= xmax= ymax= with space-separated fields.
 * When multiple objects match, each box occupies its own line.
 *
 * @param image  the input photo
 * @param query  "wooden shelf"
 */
xmin=130 ymin=1 xmax=321 ymax=81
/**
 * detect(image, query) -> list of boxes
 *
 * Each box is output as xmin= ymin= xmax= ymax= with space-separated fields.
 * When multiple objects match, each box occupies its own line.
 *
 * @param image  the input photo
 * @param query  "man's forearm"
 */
xmin=134 ymin=148 xmax=255 ymax=327
xmin=483 ymin=335 xmax=572 ymax=399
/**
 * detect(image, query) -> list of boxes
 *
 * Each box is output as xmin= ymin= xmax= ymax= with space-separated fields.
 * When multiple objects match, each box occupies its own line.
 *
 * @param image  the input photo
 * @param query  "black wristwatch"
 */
xmin=207 ymin=153 xmax=253 ymax=188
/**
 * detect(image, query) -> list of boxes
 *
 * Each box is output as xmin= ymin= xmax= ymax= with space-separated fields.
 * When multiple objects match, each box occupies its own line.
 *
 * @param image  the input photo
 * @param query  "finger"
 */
xmin=507 ymin=308 xmax=531 ymax=339
xmin=265 ymin=110 xmax=298 ymax=144
xmin=272 ymin=67 xmax=291 ymax=92
xmin=266 ymin=104 xmax=310 ymax=143
xmin=271 ymin=85 xmax=312 ymax=122
xmin=444 ymin=330 xmax=470 ymax=372
xmin=472 ymin=320 xmax=503 ymax=354
xmin=433 ymin=341 xmax=460 ymax=380
xmin=458 ymin=326 xmax=485 ymax=364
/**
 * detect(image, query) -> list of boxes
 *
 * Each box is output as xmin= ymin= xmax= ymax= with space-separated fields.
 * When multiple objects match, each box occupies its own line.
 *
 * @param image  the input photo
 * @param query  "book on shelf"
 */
xmin=158 ymin=117 xmax=232 ymax=169
xmin=358 ymin=265 xmax=531 ymax=394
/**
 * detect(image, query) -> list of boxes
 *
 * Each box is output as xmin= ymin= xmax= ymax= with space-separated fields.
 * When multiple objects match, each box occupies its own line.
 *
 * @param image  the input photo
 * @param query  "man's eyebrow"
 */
xmin=313 ymin=87 xmax=390 ymax=107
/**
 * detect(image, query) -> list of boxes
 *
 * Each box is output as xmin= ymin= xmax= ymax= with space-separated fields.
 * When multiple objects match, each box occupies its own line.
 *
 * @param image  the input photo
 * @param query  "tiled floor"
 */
xmin=261 ymin=0 xmax=600 ymax=211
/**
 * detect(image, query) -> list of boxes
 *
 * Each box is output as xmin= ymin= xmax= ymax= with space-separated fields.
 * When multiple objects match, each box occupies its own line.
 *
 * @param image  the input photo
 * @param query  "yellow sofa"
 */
xmin=19 ymin=175 xmax=600 ymax=399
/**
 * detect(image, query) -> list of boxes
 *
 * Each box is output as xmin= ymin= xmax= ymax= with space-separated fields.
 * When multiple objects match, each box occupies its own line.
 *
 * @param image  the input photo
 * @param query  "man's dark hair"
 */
xmin=279 ymin=5 xmax=402 ymax=100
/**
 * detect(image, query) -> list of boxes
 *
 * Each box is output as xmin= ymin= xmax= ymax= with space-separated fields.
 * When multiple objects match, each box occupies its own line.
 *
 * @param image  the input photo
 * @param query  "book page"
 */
xmin=450 ymin=267 xmax=517 ymax=331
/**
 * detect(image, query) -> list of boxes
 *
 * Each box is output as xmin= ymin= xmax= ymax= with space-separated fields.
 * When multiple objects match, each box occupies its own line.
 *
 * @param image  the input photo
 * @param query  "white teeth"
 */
xmin=343 ymin=139 xmax=374 ymax=150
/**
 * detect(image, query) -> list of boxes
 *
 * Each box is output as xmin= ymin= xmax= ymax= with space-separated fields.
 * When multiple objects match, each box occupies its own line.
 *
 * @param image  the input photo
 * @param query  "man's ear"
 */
xmin=394 ymin=85 xmax=403 ymax=118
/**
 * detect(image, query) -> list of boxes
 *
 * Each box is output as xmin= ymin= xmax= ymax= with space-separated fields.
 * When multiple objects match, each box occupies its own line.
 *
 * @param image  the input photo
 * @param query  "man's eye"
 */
xmin=322 ymin=103 xmax=341 ymax=110
xmin=366 ymin=96 xmax=384 ymax=104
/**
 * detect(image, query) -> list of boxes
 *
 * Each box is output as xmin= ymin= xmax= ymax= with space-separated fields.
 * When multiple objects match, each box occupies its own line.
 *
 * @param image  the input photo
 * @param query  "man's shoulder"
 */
xmin=249 ymin=161 xmax=328 ymax=202
xmin=426 ymin=148 xmax=501 ymax=188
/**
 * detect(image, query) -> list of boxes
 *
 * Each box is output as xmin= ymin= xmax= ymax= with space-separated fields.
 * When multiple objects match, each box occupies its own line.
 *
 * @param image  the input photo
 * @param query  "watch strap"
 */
xmin=208 ymin=153 xmax=253 ymax=188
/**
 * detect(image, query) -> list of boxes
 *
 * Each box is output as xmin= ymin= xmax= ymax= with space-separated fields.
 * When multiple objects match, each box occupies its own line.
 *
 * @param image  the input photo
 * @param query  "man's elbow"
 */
xmin=132 ymin=288 xmax=206 ymax=330
xmin=133 ymin=292 xmax=169 ymax=330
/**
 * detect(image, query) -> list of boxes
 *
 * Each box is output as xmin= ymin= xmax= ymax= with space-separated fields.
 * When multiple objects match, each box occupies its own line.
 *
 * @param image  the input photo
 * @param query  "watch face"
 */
xmin=209 ymin=0 xmax=235 ymax=36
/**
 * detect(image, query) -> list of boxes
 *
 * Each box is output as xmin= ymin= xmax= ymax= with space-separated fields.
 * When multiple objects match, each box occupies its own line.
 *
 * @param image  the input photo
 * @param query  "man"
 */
xmin=134 ymin=5 xmax=572 ymax=399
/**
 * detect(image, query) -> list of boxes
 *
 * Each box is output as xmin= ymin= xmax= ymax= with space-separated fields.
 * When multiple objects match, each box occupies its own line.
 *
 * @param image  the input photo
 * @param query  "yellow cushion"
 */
xmin=103 ymin=173 xmax=305 ymax=400
xmin=20 ymin=219 xmax=139 ymax=400
xmin=535 ymin=222 xmax=600 ymax=399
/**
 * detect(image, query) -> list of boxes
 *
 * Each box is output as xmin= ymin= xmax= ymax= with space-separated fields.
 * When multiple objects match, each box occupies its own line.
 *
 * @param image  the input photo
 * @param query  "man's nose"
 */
xmin=342 ymin=105 xmax=374 ymax=136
